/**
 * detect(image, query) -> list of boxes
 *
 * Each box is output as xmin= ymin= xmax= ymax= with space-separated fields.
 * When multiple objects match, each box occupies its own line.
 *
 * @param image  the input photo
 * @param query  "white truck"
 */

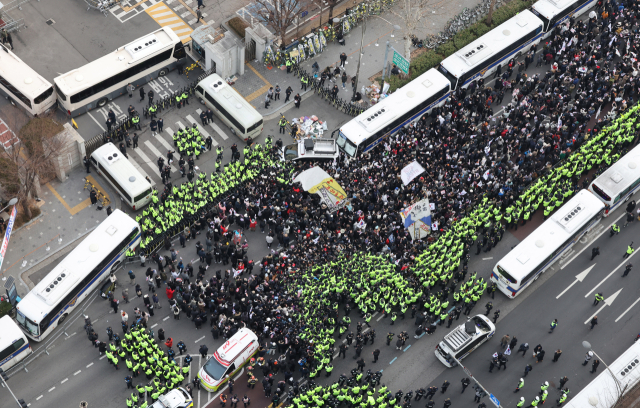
xmin=281 ymin=138 xmax=339 ymax=162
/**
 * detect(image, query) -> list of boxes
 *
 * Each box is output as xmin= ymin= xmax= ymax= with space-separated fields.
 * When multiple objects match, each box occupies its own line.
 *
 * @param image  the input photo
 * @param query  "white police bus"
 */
xmin=588 ymin=143 xmax=640 ymax=217
xmin=16 ymin=210 xmax=141 ymax=341
xmin=336 ymin=68 xmax=450 ymax=157
xmin=531 ymin=0 xmax=597 ymax=37
xmin=0 ymin=315 xmax=32 ymax=371
xmin=437 ymin=10 xmax=543 ymax=90
xmin=54 ymin=27 xmax=186 ymax=117
xmin=491 ymin=190 xmax=604 ymax=298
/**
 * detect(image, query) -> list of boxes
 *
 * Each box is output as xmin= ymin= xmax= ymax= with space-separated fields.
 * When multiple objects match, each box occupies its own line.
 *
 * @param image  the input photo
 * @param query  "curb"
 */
xmin=11 ymin=212 xmax=45 ymax=235
xmin=19 ymin=226 xmax=98 ymax=291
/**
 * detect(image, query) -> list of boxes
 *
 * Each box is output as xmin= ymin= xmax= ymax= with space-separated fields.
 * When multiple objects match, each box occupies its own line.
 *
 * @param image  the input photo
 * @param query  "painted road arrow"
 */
xmin=556 ymin=264 xmax=596 ymax=299
xmin=584 ymin=288 xmax=622 ymax=324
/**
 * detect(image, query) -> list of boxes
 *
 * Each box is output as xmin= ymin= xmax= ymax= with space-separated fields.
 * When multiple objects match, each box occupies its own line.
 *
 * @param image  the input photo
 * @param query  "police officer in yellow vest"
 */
xmin=279 ymin=117 xmax=287 ymax=134
xmin=132 ymin=114 xmax=141 ymax=131
xmin=285 ymin=59 xmax=292 ymax=73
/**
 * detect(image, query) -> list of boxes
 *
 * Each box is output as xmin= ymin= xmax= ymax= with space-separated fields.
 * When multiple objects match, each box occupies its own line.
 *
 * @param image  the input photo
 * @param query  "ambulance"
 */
xmin=198 ymin=328 xmax=259 ymax=392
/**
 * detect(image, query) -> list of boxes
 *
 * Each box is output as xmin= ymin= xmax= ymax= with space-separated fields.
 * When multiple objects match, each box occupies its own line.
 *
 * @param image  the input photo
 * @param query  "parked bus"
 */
xmin=0 ymin=315 xmax=31 ymax=371
xmin=435 ymin=315 xmax=495 ymax=367
xmin=588 ymin=143 xmax=640 ymax=216
xmin=0 ymin=43 xmax=56 ymax=116
xmin=336 ymin=68 xmax=450 ymax=157
xmin=491 ymin=190 xmax=604 ymax=298
xmin=15 ymin=210 xmax=140 ymax=341
xmin=531 ymin=0 xmax=597 ymax=37
xmin=90 ymin=143 xmax=153 ymax=210
xmin=195 ymin=74 xmax=263 ymax=142
xmin=564 ymin=341 xmax=640 ymax=408
xmin=437 ymin=10 xmax=543 ymax=90
xmin=53 ymin=27 xmax=186 ymax=117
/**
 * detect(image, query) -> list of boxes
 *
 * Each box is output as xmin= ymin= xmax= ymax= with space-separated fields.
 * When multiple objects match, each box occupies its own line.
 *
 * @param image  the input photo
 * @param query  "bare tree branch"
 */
xmin=253 ymin=0 xmax=314 ymax=46
xmin=390 ymin=0 xmax=446 ymax=63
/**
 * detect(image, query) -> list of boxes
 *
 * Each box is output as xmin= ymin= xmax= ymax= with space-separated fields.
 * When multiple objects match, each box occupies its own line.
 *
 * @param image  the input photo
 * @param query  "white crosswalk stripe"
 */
xmin=196 ymin=108 xmax=229 ymax=140
xmin=144 ymin=140 xmax=178 ymax=173
xmin=186 ymin=114 xmax=218 ymax=147
xmin=133 ymin=148 xmax=162 ymax=178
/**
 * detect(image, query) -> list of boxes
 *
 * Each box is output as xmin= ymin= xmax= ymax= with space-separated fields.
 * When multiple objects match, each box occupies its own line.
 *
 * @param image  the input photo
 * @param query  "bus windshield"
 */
xmin=496 ymin=265 xmax=517 ymax=284
xmin=337 ymin=132 xmax=357 ymax=156
xmin=16 ymin=312 xmax=39 ymax=336
xmin=203 ymin=358 xmax=227 ymax=380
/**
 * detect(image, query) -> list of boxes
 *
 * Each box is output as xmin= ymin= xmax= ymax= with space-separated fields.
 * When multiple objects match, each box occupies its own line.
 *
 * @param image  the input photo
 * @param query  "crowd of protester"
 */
xmin=107 ymin=3 xmax=640 ymax=407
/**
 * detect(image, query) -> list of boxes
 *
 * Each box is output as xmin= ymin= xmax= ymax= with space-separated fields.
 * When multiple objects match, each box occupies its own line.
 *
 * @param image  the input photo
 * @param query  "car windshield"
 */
xmin=203 ymin=357 xmax=227 ymax=380
xmin=283 ymin=144 xmax=298 ymax=161
xmin=472 ymin=316 xmax=491 ymax=333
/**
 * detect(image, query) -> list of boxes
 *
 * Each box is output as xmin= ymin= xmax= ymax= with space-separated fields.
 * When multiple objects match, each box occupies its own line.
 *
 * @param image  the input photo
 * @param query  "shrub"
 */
xmin=0 ymin=300 xmax=12 ymax=318
xmin=228 ymin=17 xmax=249 ymax=38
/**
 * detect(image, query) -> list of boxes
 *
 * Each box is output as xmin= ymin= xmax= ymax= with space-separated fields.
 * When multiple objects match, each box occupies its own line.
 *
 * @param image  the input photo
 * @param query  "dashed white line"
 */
xmin=36 ymin=395 xmax=43 ymax=401
xmin=61 ymin=378 xmax=68 ymax=384
xmin=151 ymin=323 xmax=158 ymax=329
xmin=99 ymin=355 xmax=107 ymax=360
xmin=86 ymin=362 xmax=94 ymax=368
xmin=377 ymin=315 xmax=384 ymax=321
xmin=48 ymin=387 xmax=56 ymax=392
xmin=163 ymin=316 xmax=170 ymax=321
xmin=482 ymin=257 xmax=494 ymax=260
xmin=195 ymin=336 xmax=205 ymax=343
xmin=74 ymin=370 xmax=82 ymax=376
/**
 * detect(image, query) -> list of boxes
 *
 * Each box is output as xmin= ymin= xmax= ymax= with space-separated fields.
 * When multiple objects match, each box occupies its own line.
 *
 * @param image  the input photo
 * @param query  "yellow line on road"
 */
xmin=46 ymin=175 xmax=110 ymax=215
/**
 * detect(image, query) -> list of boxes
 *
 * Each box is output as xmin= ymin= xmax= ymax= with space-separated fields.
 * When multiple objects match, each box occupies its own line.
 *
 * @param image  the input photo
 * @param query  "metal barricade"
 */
xmin=84 ymin=0 xmax=118 ymax=16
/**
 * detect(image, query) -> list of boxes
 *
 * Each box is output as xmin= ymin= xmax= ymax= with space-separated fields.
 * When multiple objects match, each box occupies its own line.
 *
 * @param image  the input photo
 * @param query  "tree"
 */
xmin=253 ymin=0 xmax=313 ymax=47
xmin=485 ymin=0 xmax=497 ymax=25
xmin=391 ymin=0 xmax=446 ymax=64
xmin=0 ymin=116 xmax=65 ymax=219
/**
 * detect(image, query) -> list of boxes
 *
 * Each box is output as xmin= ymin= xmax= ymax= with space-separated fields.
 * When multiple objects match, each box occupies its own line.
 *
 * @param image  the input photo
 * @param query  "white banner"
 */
xmin=400 ymin=161 xmax=426 ymax=185
xmin=400 ymin=198 xmax=432 ymax=240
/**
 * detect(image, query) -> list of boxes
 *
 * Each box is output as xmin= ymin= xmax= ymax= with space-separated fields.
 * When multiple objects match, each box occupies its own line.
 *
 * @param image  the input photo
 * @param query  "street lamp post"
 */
xmin=582 ymin=340 xmax=624 ymax=392
xmin=0 ymin=198 xmax=18 ymax=214
xmin=351 ymin=16 xmax=401 ymax=101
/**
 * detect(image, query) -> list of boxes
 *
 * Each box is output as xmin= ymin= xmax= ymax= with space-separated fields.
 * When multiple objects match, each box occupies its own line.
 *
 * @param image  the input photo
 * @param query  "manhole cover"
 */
xmin=46 ymin=19 xmax=56 ymax=25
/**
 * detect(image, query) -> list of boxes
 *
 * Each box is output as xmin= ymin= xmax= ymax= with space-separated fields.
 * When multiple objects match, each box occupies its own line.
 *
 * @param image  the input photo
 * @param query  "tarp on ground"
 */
xmin=400 ymin=198 xmax=432 ymax=240
xmin=293 ymin=167 xmax=348 ymax=211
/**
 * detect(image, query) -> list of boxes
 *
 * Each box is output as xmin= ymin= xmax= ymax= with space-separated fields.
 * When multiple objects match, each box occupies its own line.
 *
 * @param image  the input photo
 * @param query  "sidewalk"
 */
xmin=0 ymin=166 xmax=119 ymax=295
xmin=231 ymin=1 xmax=481 ymax=111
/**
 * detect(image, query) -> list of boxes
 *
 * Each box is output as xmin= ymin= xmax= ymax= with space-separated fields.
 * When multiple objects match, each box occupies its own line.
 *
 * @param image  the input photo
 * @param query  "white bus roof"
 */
xmin=16 ymin=210 xmax=138 ymax=324
xmin=54 ymin=27 xmax=179 ymax=95
xmin=91 ymin=143 xmax=152 ymax=197
xmin=440 ymin=10 xmax=542 ymax=78
xmin=531 ymin=0 xmax=586 ymax=20
xmin=495 ymin=190 xmax=604 ymax=276
xmin=565 ymin=342 xmax=640 ymax=408
xmin=198 ymin=73 xmax=262 ymax=128
xmin=0 ymin=44 xmax=53 ymax=99
xmin=339 ymin=68 xmax=449 ymax=146
xmin=0 ymin=315 xmax=26 ymax=349
xmin=591 ymin=143 xmax=640 ymax=196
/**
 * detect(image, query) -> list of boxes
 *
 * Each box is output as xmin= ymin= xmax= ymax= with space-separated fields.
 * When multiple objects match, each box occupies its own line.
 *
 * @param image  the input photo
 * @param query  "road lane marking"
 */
xmin=87 ymin=112 xmax=106 ymax=132
xmin=186 ymin=114 xmax=218 ymax=147
xmin=86 ymin=362 xmax=94 ymax=368
xmin=155 ymin=134 xmax=175 ymax=152
xmin=99 ymin=355 xmax=107 ymax=360
xmin=151 ymin=323 xmax=158 ymax=329
xmin=36 ymin=396 xmax=43 ymax=401
xmin=403 ymin=345 xmax=411 ymax=352
xmin=48 ymin=387 xmax=55 ymax=392
xmin=144 ymin=140 xmax=177 ymax=173
xmin=556 ymin=265 xmax=596 ymax=299
xmin=584 ymin=253 xmax=639 ymax=298
xmin=61 ymin=378 xmax=68 ymax=384
xmin=134 ymin=147 xmax=162 ymax=177
xmin=163 ymin=316 xmax=170 ymax=321
xmin=377 ymin=315 xmax=384 ymax=321
xmin=195 ymin=336 xmax=205 ymax=343
xmin=389 ymin=357 xmax=397 ymax=364
xmin=482 ymin=257 xmax=493 ymax=260
xmin=209 ymin=121 xmax=230 ymax=140
xmin=74 ymin=370 xmax=81 ymax=376
xmin=561 ymin=214 xmax=624 ymax=269
xmin=584 ymin=288 xmax=622 ymax=324
xmin=616 ymin=296 xmax=640 ymax=322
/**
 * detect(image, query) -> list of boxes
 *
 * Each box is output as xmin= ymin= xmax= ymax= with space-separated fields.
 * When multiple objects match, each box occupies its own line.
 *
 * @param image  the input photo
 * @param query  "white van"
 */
xmin=198 ymin=328 xmax=259 ymax=392
xmin=435 ymin=315 xmax=495 ymax=367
